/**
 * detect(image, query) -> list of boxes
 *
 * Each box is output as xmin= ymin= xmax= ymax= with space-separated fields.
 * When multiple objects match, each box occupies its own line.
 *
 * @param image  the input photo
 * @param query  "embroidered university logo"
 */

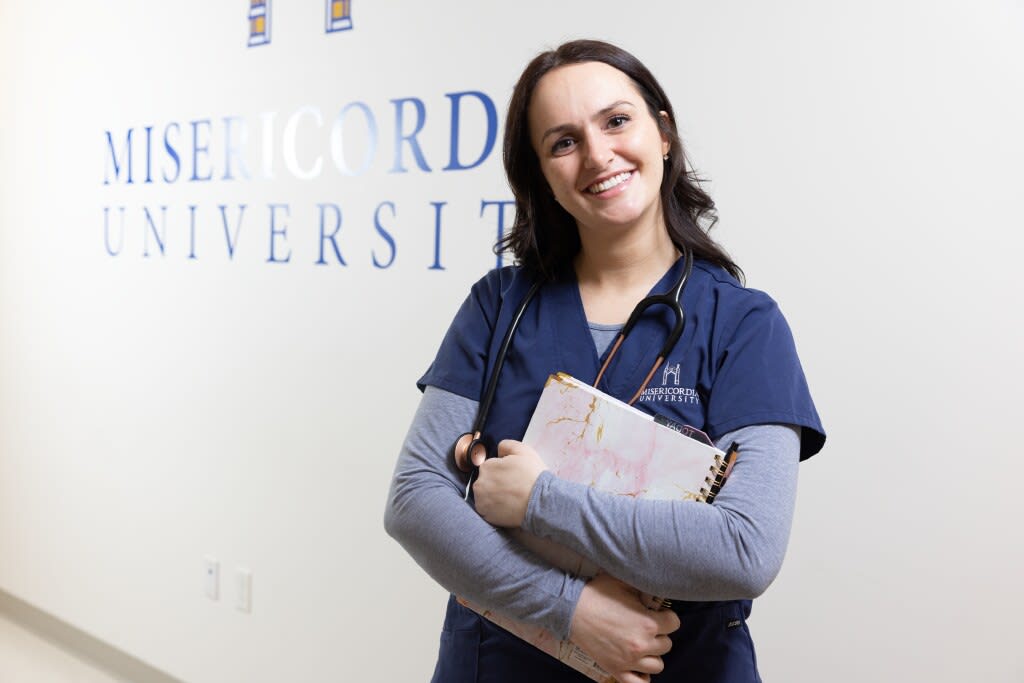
xmin=638 ymin=361 xmax=700 ymax=405
xmin=662 ymin=362 xmax=681 ymax=386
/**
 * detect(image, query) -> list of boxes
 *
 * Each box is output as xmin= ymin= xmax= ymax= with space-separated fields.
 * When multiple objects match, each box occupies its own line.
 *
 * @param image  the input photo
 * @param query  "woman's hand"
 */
xmin=472 ymin=439 xmax=547 ymax=528
xmin=570 ymin=573 xmax=680 ymax=683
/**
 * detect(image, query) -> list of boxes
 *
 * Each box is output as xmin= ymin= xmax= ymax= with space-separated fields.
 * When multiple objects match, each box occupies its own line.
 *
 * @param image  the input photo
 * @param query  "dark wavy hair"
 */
xmin=498 ymin=39 xmax=742 ymax=283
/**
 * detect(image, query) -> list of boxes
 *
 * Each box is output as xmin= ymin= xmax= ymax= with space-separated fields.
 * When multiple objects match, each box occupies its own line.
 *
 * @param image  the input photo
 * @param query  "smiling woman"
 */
xmin=500 ymin=41 xmax=739 ymax=286
xmin=384 ymin=39 xmax=825 ymax=683
xmin=528 ymin=64 xmax=670 ymax=245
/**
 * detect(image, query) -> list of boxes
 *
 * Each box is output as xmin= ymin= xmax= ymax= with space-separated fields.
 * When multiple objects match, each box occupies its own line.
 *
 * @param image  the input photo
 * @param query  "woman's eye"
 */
xmin=608 ymin=114 xmax=630 ymax=129
xmin=551 ymin=138 xmax=575 ymax=155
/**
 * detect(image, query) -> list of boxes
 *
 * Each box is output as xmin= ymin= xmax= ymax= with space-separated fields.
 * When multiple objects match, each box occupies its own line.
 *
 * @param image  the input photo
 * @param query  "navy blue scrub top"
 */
xmin=420 ymin=258 xmax=824 ymax=459
xmin=418 ymin=258 xmax=826 ymax=682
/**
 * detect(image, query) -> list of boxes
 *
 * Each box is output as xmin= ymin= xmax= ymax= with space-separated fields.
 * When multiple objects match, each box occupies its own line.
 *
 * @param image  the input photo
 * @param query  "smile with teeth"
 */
xmin=587 ymin=171 xmax=633 ymax=194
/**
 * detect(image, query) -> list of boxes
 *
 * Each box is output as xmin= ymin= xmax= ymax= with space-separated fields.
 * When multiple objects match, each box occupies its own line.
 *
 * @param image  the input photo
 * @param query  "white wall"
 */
xmin=0 ymin=1 xmax=1021 ymax=681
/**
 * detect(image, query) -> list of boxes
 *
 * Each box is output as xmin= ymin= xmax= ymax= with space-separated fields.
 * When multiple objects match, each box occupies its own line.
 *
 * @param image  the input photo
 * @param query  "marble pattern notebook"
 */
xmin=461 ymin=372 xmax=729 ymax=681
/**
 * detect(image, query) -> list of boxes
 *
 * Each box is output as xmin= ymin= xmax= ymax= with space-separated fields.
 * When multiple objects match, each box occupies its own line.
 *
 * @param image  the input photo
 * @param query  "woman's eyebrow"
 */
xmin=539 ymin=100 xmax=637 ymax=144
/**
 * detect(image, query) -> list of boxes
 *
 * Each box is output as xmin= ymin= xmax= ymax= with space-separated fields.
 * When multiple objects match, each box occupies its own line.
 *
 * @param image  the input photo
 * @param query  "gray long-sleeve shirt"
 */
xmin=384 ymin=385 xmax=800 ymax=640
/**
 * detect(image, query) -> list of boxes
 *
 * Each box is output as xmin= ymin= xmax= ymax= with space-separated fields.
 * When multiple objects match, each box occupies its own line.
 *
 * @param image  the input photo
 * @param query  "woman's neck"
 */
xmin=574 ymin=219 xmax=677 ymax=288
xmin=573 ymin=220 xmax=679 ymax=324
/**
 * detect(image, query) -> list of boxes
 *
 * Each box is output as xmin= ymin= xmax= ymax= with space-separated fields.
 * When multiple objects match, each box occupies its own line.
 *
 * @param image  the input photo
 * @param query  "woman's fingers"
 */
xmin=617 ymin=672 xmax=651 ymax=683
xmin=569 ymin=573 xmax=678 ymax=680
xmin=472 ymin=443 xmax=546 ymax=528
xmin=654 ymin=606 xmax=681 ymax=635
xmin=615 ymin=653 xmax=668 ymax=683
xmin=651 ymin=633 xmax=674 ymax=657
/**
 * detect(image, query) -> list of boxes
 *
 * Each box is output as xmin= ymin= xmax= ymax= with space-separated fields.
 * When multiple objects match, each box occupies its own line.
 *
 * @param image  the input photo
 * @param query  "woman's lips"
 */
xmin=586 ymin=170 xmax=634 ymax=194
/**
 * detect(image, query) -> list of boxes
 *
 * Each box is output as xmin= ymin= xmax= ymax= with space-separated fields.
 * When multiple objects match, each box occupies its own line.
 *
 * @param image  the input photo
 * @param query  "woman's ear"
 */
xmin=659 ymin=111 xmax=671 ymax=157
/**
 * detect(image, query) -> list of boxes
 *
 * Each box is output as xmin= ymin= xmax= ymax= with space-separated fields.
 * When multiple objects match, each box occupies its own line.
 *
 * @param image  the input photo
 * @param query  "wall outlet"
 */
xmin=204 ymin=557 xmax=220 ymax=600
xmin=235 ymin=568 xmax=252 ymax=613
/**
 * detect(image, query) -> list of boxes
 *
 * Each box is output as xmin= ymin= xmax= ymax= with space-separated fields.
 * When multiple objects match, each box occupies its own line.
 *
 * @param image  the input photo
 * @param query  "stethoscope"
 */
xmin=456 ymin=248 xmax=694 ymax=497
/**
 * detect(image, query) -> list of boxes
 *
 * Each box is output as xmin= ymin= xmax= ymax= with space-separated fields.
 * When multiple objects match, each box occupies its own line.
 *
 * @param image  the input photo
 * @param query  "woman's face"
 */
xmin=528 ymin=61 xmax=670 ymax=237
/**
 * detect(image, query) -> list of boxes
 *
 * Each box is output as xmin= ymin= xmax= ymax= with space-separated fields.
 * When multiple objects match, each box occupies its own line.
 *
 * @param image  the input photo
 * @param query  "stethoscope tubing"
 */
xmin=459 ymin=249 xmax=692 ymax=495
xmin=471 ymin=279 xmax=543 ymax=436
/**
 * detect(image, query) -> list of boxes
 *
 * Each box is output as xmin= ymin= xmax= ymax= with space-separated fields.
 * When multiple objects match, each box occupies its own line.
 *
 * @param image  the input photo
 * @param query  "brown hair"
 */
xmin=499 ymin=39 xmax=742 ymax=282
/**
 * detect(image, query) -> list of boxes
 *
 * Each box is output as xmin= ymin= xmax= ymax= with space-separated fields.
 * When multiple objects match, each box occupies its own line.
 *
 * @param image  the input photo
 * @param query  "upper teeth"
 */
xmin=588 ymin=172 xmax=631 ymax=193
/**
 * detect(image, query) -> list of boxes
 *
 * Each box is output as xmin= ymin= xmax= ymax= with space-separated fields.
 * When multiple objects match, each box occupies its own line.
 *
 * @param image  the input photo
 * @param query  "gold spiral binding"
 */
xmin=701 ymin=453 xmax=729 ymax=504
xmin=706 ymin=446 xmax=741 ymax=503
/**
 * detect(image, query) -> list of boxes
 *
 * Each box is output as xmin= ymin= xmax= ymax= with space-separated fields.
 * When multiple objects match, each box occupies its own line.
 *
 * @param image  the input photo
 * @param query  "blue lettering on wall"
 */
xmin=223 ymin=116 xmax=251 ymax=181
xmin=316 ymin=203 xmax=346 ymax=265
xmin=444 ymin=91 xmax=498 ymax=171
xmin=389 ymin=97 xmax=431 ymax=173
xmin=284 ymin=107 xmax=324 ymax=180
xmin=103 ymin=206 xmax=125 ymax=256
xmin=429 ymin=201 xmax=446 ymax=271
xmin=260 ymin=111 xmax=276 ymax=179
xmin=143 ymin=206 xmax=167 ymax=257
xmin=98 ymin=200 xmax=516 ymax=268
xmin=163 ymin=123 xmax=181 ymax=183
xmin=267 ymin=203 xmax=292 ymax=263
xmin=144 ymin=126 xmax=154 ymax=184
xmin=104 ymin=130 xmax=133 ymax=185
xmin=220 ymin=204 xmax=247 ymax=259
xmin=330 ymin=102 xmax=377 ymax=176
xmin=101 ymin=92 xmax=511 ymax=270
xmin=190 ymin=119 xmax=213 ymax=181
xmin=372 ymin=201 xmax=396 ymax=269
xmin=188 ymin=205 xmax=198 ymax=259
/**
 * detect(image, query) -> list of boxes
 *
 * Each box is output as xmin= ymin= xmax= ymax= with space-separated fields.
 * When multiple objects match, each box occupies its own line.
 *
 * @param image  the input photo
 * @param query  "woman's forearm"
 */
xmin=523 ymin=424 xmax=801 ymax=600
xmin=383 ymin=386 xmax=585 ymax=639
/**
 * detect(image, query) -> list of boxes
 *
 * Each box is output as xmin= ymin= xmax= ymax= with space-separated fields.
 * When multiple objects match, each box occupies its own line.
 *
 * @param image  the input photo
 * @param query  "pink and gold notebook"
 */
xmin=461 ymin=373 xmax=732 ymax=681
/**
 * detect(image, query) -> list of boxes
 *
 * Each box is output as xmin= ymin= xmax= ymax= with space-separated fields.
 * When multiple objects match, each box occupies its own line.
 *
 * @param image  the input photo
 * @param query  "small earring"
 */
xmin=663 ymin=153 xmax=669 ymax=161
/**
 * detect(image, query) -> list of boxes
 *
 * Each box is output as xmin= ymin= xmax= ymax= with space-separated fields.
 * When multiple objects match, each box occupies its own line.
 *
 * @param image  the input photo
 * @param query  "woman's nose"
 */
xmin=582 ymin=132 xmax=612 ymax=170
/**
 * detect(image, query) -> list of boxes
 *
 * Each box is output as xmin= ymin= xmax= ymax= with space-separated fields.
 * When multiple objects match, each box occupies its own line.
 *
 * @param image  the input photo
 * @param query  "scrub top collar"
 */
xmin=548 ymin=255 xmax=690 ymax=405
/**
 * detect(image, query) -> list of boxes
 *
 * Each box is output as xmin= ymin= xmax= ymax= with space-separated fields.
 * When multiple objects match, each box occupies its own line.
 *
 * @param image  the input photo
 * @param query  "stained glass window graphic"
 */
xmin=326 ymin=0 xmax=353 ymax=33
xmin=248 ymin=0 xmax=271 ymax=47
